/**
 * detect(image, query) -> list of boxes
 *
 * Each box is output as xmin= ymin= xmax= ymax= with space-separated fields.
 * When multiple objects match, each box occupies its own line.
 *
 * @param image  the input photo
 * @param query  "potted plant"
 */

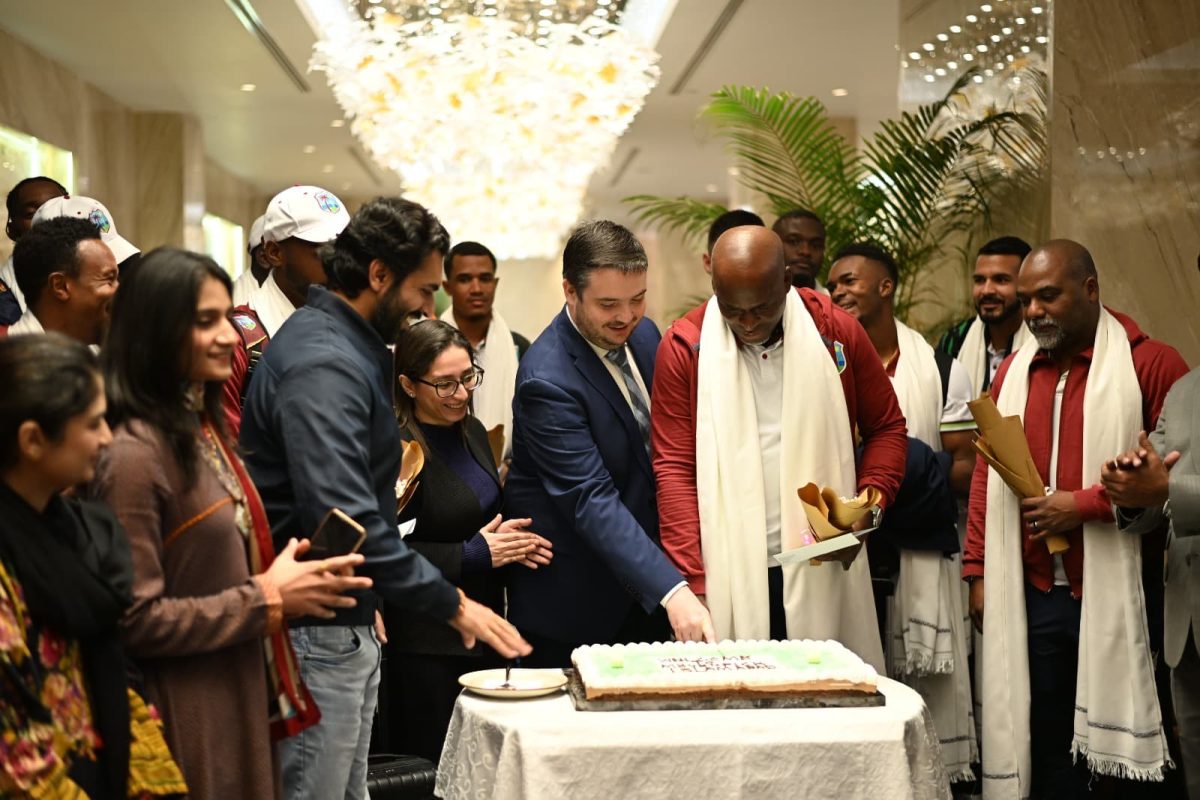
xmin=626 ymin=68 xmax=1047 ymax=324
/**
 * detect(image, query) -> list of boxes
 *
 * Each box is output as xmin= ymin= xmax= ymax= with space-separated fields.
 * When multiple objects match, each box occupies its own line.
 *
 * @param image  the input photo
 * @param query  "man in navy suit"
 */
xmin=505 ymin=220 xmax=714 ymax=667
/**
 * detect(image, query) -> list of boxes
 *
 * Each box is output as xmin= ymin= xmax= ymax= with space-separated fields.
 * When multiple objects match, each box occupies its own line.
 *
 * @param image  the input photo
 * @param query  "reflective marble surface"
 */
xmin=1050 ymin=0 xmax=1200 ymax=362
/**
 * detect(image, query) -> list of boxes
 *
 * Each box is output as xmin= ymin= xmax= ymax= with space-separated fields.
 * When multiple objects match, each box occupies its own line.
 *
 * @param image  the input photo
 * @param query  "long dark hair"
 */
xmin=395 ymin=320 xmax=476 ymax=447
xmin=0 ymin=333 xmax=102 ymax=470
xmin=103 ymin=247 xmax=232 ymax=486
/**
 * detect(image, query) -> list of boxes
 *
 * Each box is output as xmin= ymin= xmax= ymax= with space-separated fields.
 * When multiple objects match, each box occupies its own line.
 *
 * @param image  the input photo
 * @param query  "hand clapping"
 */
xmin=1101 ymin=430 xmax=1179 ymax=509
xmin=479 ymin=514 xmax=554 ymax=569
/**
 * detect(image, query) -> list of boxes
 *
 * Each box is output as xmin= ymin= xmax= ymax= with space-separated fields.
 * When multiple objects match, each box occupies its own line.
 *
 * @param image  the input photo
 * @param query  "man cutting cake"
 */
xmin=651 ymin=225 xmax=907 ymax=671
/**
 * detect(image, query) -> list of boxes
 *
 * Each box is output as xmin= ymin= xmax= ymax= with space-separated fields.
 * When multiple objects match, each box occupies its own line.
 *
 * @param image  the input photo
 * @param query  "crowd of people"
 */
xmin=0 ymin=173 xmax=1196 ymax=800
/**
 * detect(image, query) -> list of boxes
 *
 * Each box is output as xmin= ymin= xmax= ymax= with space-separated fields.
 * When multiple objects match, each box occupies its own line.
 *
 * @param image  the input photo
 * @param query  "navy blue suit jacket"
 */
xmin=504 ymin=309 xmax=682 ymax=644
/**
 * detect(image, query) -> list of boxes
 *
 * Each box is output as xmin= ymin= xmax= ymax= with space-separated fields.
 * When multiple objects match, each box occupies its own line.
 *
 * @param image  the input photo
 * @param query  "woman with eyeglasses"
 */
xmin=379 ymin=319 xmax=552 ymax=761
xmin=89 ymin=248 xmax=372 ymax=799
xmin=0 ymin=333 xmax=186 ymax=798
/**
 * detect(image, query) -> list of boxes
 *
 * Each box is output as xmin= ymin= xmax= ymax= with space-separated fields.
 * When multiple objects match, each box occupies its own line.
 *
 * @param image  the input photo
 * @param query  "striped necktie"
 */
xmin=605 ymin=346 xmax=651 ymax=454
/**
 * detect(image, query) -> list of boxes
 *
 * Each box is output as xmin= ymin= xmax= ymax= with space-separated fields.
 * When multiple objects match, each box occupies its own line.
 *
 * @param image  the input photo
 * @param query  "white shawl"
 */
xmin=889 ymin=319 xmax=979 ymax=782
xmin=249 ymin=271 xmax=296 ymax=338
xmin=958 ymin=315 xmax=1033 ymax=393
xmin=696 ymin=291 xmax=883 ymax=671
xmin=232 ymin=267 xmax=260 ymax=307
xmin=443 ymin=308 xmax=518 ymax=459
xmin=981 ymin=308 xmax=1171 ymax=798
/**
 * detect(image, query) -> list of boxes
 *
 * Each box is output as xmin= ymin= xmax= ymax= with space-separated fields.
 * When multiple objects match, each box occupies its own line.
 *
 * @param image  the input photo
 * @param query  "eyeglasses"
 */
xmin=414 ymin=368 xmax=485 ymax=398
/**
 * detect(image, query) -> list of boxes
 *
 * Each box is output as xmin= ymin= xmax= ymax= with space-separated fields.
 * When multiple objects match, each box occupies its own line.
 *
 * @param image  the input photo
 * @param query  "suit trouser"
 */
xmin=1175 ymin=629 xmax=1200 ymax=800
xmin=384 ymin=650 xmax=501 ymax=763
xmin=1025 ymin=583 xmax=1090 ymax=799
xmin=767 ymin=566 xmax=787 ymax=640
xmin=523 ymin=602 xmax=672 ymax=669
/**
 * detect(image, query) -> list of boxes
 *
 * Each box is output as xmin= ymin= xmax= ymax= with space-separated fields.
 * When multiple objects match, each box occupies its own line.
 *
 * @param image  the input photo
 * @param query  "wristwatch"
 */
xmin=869 ymin=504 xmax=884 ymax=529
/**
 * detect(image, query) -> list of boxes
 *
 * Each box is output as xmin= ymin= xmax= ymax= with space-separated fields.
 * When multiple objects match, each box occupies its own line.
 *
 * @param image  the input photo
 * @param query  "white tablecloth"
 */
xmin=435 ymin=677 xmax=950 ymax=799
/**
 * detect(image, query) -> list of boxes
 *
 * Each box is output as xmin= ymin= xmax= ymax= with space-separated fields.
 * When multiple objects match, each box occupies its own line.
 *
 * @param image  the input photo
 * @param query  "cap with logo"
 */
xmin=262 ymin=186 xmax=350 ymax=245
xmin=32 ymin=195 xmax=139 ymax=263
xmin=248 ymin=214 xmax=266 ymax=254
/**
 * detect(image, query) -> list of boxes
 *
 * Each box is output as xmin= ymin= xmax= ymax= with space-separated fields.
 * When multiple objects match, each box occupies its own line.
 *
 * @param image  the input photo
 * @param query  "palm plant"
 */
xmin=626 ymin=68 xmax=1047 ymax=321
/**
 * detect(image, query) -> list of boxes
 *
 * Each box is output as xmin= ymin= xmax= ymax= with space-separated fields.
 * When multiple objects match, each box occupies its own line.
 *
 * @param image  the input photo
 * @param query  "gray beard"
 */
xmin=1028 ymin=319 xmax=1065 ymax=351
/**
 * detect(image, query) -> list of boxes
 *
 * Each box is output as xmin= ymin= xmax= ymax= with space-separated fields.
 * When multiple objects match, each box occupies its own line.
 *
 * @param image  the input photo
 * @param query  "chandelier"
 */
xmin=311 ymin=0 xmax=662 ymax=259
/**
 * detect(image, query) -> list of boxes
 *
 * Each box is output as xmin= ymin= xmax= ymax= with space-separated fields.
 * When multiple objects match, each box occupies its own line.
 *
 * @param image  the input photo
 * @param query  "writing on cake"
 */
xmin=657 ymin=655 xmax=776 ymax=673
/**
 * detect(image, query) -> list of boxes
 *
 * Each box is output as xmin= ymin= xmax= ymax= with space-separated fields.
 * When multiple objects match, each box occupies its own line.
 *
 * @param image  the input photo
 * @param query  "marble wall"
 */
xmin=899 ymin=0 xmax=1200 ymax=361
xmin=0 ymin=25 xmax=266 ymax=262
xmin=1049 ymin=0 xmax=1200 ymax=363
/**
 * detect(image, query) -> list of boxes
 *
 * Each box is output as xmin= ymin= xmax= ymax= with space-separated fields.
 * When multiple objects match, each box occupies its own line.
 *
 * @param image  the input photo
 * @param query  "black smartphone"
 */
xmin=303 ymin=508 xmax=367 ymax=561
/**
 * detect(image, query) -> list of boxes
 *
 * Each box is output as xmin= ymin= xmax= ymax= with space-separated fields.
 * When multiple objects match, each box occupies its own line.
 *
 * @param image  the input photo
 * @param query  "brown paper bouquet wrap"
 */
xmin=967 ymin=395 xmax=1069 ymax=554
xmin=772 ymin=484 xmax=882 ymax=567
xmin=395 ymin=439 xmax=424 ymax=515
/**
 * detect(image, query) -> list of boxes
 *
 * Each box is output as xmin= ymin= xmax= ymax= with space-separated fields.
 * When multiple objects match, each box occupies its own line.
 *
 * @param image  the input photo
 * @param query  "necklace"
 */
xmin=197 ymin=423 xmax=252 ymax=539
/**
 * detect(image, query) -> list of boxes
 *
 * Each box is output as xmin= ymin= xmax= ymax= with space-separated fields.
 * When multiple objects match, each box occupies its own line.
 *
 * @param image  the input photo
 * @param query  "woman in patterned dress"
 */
xmin=0 ymin=333 xmax=186 ymax=798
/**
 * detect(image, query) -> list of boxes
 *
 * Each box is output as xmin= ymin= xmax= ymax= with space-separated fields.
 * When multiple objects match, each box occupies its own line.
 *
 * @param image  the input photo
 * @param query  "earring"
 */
xmin=183 ymin=382 xmax=205 ymax=413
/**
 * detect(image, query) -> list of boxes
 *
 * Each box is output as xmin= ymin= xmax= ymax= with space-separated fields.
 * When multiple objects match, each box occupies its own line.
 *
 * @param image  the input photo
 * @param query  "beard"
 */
xmin=370 ymin=283 xmax=416 ymax=345
xmin=1027 ymin=316 xmax=1066 ymax=351
xmin=975 ymin=294 xmax=1020 ymax=324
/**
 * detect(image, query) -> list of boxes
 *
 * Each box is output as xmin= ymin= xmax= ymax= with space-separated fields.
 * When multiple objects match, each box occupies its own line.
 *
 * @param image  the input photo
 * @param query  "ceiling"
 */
xmin=0 ymin=0 xmax=901 ymax=218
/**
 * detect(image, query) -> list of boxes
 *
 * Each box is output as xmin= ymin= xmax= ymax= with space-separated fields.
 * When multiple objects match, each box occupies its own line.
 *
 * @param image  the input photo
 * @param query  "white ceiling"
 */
xmin=0 ymin=0 xmax=901 ymax=217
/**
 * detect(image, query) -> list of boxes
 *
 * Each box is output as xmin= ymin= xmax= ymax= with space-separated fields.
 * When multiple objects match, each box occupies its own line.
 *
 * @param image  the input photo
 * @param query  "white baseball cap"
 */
xmin=32 ymin=195 xmax=140 ymax=263
xmin=262 ymin=186 xmax=349 ymax=244
xmin=248 ymin=214 xmax=266 ymax=253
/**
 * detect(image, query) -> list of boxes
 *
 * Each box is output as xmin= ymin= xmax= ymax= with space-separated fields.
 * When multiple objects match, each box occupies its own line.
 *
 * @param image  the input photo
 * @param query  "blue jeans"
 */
xmin=280 ymin=625 xmax=381 ymax=800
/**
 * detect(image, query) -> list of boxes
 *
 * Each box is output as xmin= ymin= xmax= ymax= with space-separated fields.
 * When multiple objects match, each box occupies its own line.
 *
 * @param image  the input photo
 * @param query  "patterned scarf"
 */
xmin=202 ymin=422 xmax=321 ymax=740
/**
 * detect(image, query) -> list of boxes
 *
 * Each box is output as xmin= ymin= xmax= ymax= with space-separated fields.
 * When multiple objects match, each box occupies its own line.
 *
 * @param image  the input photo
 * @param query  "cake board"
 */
xmin=564 ymin=670 xmax=885 ymax=712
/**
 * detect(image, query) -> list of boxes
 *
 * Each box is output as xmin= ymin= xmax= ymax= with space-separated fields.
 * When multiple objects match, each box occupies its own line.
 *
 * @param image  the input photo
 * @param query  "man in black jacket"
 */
xmin=240 ymin=197 xmax=529 ymax=800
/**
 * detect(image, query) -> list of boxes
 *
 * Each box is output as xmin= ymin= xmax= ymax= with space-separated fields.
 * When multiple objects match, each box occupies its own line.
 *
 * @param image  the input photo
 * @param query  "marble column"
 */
xmin=1049 ymin=0 xmax=1200 ymax=363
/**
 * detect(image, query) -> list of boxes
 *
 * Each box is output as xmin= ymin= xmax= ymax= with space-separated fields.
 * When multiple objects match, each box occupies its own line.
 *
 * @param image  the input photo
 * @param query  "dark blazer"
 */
xmin=504 ymin=309 xmax=683 ymax=644
xmin=387 ymin=416 xmax=503 ymax=656
xmin=866 ymin=437 xmax=961 ymax=580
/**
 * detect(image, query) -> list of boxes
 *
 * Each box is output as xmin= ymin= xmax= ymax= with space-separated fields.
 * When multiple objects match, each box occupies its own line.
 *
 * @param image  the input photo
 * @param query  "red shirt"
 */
xmin=651 ymin=289 xmax=909 ymax=595
xmin=962 ymin=309 xmax=1188 ymax=597
xmin=222 ymin=306 xmax=269 ymax=440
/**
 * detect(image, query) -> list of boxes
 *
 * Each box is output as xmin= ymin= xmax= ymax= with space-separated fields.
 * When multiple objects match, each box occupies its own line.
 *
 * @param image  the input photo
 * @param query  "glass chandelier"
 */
xmin=311 ymin=0 xmax=661 ymax=259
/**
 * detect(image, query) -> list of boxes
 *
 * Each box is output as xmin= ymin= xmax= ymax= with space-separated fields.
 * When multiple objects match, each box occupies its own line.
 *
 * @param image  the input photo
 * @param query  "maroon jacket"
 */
xmin=650 ymin=288 xmax=909 ymax=595
xmin=962 ymin=308 xmax=1188 ymax=597
xmin=221 ymin=305 xmax=269 ymax=440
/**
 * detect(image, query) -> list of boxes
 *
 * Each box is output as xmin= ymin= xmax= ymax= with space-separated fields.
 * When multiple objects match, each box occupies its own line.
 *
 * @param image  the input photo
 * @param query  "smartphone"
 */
xmin=303 ymin=508 xmax=367 ymax=561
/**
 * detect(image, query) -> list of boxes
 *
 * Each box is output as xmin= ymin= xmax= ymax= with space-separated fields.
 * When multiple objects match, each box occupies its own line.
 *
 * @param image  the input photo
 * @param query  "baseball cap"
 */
xmin=262 ymin=186 xmax=349 ymax=244
xmin=32 ymin=195 xmax=139 ymax=263
xmin=248 ymin=214 xmax=266 ymax=253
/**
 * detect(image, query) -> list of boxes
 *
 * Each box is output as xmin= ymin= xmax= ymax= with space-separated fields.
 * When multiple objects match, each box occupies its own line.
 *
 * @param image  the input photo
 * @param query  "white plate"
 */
xmin=459 ymin=668 xmax=568 ymax=699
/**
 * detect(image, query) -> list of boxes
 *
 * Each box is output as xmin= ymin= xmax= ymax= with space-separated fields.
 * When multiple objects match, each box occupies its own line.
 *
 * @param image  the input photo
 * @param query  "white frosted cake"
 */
xmin=571 ymin=639 xmax=878 ymax=701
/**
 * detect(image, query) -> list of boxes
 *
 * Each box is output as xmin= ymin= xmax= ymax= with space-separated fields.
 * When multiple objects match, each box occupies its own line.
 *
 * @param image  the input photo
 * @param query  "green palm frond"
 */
xmin=623 ymin=67 xmax=1048 ymax=324
xmin=623 ymin=195 xmax=729 ymax=249
xmin=703 ymin=86 xmax=860 ymax=226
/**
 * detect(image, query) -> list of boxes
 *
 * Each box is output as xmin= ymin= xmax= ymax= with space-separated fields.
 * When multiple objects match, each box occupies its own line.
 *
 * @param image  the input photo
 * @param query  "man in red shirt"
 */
xmin=964 ymin=240 xmax=1187 ymax=797
xmin=651 ymin=225 xmax=906 ymax=669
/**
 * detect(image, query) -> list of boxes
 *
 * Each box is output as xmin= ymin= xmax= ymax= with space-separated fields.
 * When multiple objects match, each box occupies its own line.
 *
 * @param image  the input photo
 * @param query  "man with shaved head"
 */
xmin=964 ymin=239 xmax=1188 ymax=797
xmin=651 ymin=225 xmax=907 ymax=671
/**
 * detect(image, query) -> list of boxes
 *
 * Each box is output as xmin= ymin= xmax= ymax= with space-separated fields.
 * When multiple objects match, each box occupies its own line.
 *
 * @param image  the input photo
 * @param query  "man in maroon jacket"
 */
xmin=650 ymin=225 xmax=907 ymax=666
xmin=964 ymin=239 xmax=1188 ymax=797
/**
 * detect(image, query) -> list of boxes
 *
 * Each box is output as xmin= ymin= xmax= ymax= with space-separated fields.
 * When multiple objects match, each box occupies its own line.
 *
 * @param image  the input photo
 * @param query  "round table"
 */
xmin=435 ymin=677 xmax=950 ymax=799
